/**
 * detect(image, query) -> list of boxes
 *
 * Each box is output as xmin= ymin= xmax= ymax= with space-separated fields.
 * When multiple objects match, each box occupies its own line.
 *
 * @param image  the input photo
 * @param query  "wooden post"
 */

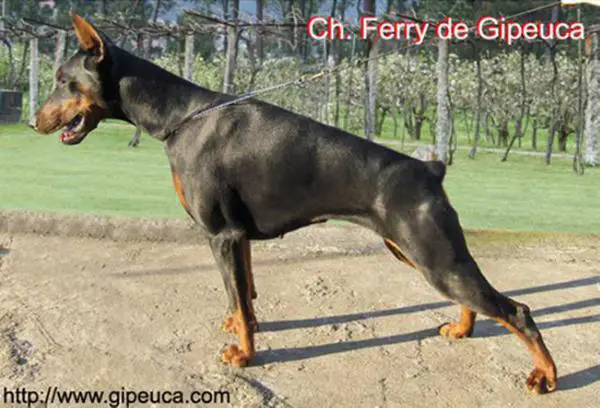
xmin=469 ymin=54 xmax=483 ymax=159
xmin=52 ymin=31 xmax=67 ymax=90
xmin=584 ymin=26 xmax=599 ymax=167
xmin=362 ymin=0 xmax=377 ymax=141
xmin=223 ymin=0 xmax=239 ymax=94
xmin=184 ymin=34 xmax=194 ymax=81
xmin=545 ymin=53 xmax=559 ymax=165
xmin=436 ymin=38 xmax=450 ymax=163
xmin=342 ymin=36 xmax=356 ymax=132
xmin=0 ymin=0 xmax=5 ymax=34
xmin=573 ymin=5 xmax=585 ymax=174
xmin=256 ymin=0 xmax=264 ymax=63
xmin=29 ymin=37 xmax=39 ymax=123
xmin=364 ymin=46 xmax=379 ymax=140
xmin=321 ymin=38 xmax=330 ymax=123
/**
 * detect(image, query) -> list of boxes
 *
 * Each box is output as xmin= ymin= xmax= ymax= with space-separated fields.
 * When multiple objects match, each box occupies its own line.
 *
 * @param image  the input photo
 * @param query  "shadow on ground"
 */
xmin=256 ymin=276 xmax=600 ymax=392
xmin=260 ymin=276 xmax=600 ymax=332
xmin=113 ymin=249 xmax=376 ymax=278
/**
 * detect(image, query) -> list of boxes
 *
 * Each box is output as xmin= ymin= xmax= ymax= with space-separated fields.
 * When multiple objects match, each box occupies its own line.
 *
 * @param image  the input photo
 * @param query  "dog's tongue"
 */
xmin=60 ymin=117 xmax=82 ymax=142
xmin=60 ymin=131 xmax=74 ymax=142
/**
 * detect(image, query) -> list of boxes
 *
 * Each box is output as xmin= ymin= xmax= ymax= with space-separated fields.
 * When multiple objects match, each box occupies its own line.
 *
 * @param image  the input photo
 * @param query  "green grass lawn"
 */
xmin=0 ymin=122 xmax=186 ymax=219
xmin=1 ymin=123 xmax=598 ymax=233
xmin=376 ymin=109 xmax=562 ymax=153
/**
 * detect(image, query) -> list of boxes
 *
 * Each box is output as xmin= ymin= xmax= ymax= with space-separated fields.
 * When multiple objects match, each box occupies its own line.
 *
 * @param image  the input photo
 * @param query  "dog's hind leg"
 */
xmin=384 ymin=237 xmax=477 ymax=339
xmin=384 ymin=197 xmax=556 ymax=393
xmin=241 ymin=239 xmax=258 ymax=330
xmin=242 ymin=239 xmax=258 ymax=300
xmin=384 ymin=238 xmax=475 ymax=338
xmin=209 ymin=229 xmax=255 ymax=367
xmin=222 ymin=238 xmax=258 ymax=334
xmin=429 ymin=259 xmax=556 ymax=393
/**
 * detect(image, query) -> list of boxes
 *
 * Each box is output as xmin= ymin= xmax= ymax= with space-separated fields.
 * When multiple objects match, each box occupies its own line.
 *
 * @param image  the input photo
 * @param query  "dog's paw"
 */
xmin=221 ymin=316 xmax=238 ymax=334
xmin=221 ymin=345 xmax=250 ymax=367
xmin=438 ymin=322 xmax=472 ymax=339
xmin=222 ymin=316 xmax=259 ymax=334
xmin=526 ymin=367 xmax=557 ymax=394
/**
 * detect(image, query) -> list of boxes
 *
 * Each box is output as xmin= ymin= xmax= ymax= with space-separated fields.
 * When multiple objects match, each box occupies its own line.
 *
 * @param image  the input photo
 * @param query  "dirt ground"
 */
xmin=0 ymin=213 xmax=599 ymax=407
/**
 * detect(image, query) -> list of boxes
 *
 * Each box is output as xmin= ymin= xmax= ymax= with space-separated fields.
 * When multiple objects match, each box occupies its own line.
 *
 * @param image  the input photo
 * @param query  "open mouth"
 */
xmin=59 ymin=114 xmax=87 ymax=145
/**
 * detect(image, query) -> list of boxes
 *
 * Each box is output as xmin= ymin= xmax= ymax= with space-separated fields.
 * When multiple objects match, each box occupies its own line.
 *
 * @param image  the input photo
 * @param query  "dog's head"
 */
xmin=32 ymin=12 xmax=112 ymax=145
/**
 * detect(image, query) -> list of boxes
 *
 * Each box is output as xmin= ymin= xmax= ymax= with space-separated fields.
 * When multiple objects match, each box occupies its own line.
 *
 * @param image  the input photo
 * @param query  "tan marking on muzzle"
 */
xmin=35 ymin=95 xmax=94 ymax=134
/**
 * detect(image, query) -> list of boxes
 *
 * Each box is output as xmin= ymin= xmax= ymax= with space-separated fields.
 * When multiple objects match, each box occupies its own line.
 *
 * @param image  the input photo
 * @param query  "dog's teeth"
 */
xmin=60 ymin=131 xmax=74 ymax=142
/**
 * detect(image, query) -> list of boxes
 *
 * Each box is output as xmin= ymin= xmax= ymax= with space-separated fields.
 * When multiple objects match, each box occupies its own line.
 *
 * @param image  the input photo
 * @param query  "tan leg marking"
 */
xmin=440 ymin=306 xmax=476 ymax=338
xmin=171 ymin=172 xmax=192 ymax=215
xmin=495 ymin=318 xmax=557 ymax=393
xmin=221 ymin=308 xmax=255 ymax=367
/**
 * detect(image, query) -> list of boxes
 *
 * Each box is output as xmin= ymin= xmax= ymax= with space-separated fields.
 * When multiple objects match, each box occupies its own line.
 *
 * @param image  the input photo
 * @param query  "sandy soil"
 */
xmin=0 ymin=216 xmax=599 ymax=407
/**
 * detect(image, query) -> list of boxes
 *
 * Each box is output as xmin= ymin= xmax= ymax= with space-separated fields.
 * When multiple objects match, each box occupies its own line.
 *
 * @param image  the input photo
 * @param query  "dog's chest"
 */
xmin=163 ymin=135 xmax=221 ymax=233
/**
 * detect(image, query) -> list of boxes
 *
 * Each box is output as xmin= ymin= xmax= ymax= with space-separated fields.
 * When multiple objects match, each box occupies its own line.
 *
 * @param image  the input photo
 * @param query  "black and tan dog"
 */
xmin=32 ymin=13 xmax=557 ymax=393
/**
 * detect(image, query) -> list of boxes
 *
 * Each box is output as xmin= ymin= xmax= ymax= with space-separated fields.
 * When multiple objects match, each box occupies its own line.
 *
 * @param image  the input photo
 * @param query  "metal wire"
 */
xmin=167 ymin=1 xmax=565 ymax=131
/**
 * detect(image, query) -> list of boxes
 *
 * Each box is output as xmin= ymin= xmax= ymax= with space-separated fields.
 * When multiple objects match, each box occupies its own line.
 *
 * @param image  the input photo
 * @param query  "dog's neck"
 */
xmin=108 ymin=46 xmax=227 ymax=140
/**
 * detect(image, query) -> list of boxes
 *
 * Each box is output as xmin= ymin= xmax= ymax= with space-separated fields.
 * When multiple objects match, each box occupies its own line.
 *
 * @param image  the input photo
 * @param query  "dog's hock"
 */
xmin=410 ymin=146 xmax=446 ymax=181
xmin=425 ymin=161 xmax=446 ymax=182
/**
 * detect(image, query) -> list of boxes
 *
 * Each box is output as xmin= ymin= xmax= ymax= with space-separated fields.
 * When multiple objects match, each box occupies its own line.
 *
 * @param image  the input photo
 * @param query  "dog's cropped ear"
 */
xmin=70 ymin=11 xmax=105 ymax=62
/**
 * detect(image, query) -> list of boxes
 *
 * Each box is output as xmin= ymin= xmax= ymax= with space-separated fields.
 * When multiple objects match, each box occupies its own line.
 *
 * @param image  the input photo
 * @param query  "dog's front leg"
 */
xmin=209 ymin=229 xmax=256 ymax=367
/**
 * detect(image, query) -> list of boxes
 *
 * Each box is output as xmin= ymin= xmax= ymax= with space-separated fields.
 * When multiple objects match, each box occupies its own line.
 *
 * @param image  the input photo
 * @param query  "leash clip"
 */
xmin=296 ymin=75 xmax=308 ymax=88
xmin=296 ymin=71 xmax=327 ymax=88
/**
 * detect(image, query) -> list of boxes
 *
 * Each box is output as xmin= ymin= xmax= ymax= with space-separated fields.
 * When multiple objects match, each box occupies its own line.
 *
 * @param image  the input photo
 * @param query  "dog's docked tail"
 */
xmin=425 ymin=161 xmax=446 ymax=183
